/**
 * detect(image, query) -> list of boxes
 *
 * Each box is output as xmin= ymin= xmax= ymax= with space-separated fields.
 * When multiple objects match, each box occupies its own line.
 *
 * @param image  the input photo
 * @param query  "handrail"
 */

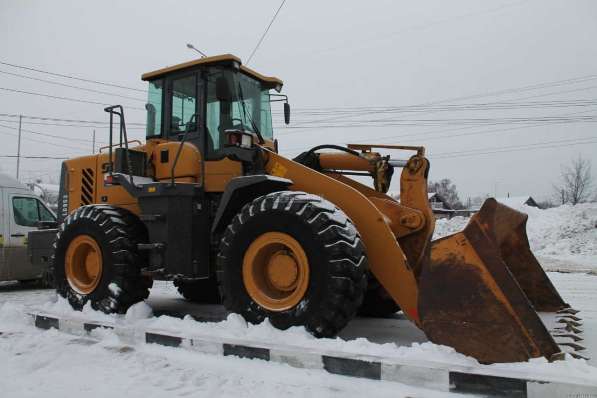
xmin=171 ymin=113 xmax=199 ymax=187
xmin=104 ymin=105 xmax=133 ymax=185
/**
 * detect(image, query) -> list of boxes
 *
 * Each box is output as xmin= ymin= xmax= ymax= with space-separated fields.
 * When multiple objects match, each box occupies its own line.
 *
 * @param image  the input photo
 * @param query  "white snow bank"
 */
xmin=0 ymin=303 xmax=452 ymax=398
xmin=26 ymin=294 xmax=597 ymax=386
xmin=434 ymin=202 xmax=597 ymax=273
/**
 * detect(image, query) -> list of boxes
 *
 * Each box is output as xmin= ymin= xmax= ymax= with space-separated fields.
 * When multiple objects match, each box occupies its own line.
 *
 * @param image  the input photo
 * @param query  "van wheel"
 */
xmin=52 ymin=205 xmax=150 ymax=313
xmin=218 ymin=191 xmax=367 ymax=337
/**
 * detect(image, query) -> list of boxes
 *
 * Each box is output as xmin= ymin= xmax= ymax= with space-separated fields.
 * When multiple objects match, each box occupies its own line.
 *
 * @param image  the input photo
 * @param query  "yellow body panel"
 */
xmin=204 ymin=158 xmax=243 ymax=192
xmin=152 ymin=141 xmax=202 ymax=182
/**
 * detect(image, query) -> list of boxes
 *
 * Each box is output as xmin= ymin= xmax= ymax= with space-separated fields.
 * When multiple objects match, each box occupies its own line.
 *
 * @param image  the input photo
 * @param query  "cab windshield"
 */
xmin=206 ymin=68 xmax=273 ymax=151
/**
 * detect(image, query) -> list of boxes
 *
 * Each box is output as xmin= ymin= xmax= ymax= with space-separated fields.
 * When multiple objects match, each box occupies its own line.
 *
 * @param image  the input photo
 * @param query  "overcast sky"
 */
xmin=1 ymin=0 xmax=596 ymax=201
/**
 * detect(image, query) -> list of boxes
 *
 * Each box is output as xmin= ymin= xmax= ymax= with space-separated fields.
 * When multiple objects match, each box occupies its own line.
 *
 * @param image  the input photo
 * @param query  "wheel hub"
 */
xmin=65 ymin=235 xmax=103 ymax=294
xmin=266 ymin=251 xmax=299 ymax=291
xmin=243 ymin=232 xmax=309 ymax=311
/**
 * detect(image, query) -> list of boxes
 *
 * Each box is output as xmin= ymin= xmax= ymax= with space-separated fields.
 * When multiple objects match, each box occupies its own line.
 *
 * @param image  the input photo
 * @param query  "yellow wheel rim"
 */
xmin=65 ymin=235 xmax=103 ymax=294
xmin=242 ymin=232 xmax=310 ymax=311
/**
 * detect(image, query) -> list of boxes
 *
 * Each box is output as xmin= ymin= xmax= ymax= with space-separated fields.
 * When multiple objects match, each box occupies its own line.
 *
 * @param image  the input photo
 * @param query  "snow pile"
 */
xmin=28 ymin=292 xmax=597 ymax=387
xmin=1 ymin=303 xmax=452 ymax=398
xmin=434 ymin=202 xmax=597 ymax=273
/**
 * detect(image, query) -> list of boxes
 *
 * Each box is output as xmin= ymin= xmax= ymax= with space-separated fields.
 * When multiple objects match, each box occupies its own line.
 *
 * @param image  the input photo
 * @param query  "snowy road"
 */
xmin=0 ymin=270 xmax=596 ymax=397
xmin=0 ymin=283 xmax=468 ymax=398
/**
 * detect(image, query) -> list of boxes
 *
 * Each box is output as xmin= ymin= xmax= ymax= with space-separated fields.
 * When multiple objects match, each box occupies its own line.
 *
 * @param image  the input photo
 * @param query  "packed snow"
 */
xmin=0 ymin=291 xmax=467 ymax=398
xmin=0 ymin=202 xmax=596 ymax=396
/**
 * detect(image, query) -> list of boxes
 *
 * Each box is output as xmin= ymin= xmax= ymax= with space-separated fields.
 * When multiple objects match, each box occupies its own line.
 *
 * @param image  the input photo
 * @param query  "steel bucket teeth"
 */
xmin=556 ymin=342 xmax=586 ymax=351
xmin=552 ymin=333 xmax=584 ymax=342
xmin=570 ymin=352 xmax=590 ymax=361
xmin=557 ymin=314 xmax=582 ymax=322
xmin=549 ymin=352 xmax=567 ymax=361
xmin=557 ymin=318 xmax=583 ymax=328
xmin=557 ymin=307 xmax=580 ymax=315
xmin=555 ymin=324 xmax=583 ymax=334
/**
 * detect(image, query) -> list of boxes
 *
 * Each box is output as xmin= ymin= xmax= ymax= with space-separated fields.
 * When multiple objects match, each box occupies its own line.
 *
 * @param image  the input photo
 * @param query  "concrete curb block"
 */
xmin=29 ymin=312 xmax=597 ymax=397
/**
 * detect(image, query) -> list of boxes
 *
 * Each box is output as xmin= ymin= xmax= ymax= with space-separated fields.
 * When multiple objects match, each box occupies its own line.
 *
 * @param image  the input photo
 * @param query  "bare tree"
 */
xmin=429 ymin=178 xmax=464 ymax=209
xmin=553 ymin=156 xmax=593 ymax=205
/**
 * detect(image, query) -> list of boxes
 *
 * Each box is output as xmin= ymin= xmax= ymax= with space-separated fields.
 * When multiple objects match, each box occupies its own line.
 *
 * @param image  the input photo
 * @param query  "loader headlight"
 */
xmin=225 ymin=130 xmax=254 ymax=149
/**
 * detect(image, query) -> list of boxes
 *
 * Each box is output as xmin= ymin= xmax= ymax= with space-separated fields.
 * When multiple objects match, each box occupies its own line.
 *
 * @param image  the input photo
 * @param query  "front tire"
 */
xmin=218 ymin=191 xmax=367 ymax=337
xmin=52 ymin=205 xmax=150 ymax=313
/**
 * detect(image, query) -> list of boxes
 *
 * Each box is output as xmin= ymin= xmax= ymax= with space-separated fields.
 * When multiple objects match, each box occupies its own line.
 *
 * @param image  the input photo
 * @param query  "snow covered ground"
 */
xmin=1 ymin=271 xmax=596 ymax=397
xmin=0 ymin=283 xmax=470 ymax=398
xmin=0 ymin=202 xmax=595 ymax=397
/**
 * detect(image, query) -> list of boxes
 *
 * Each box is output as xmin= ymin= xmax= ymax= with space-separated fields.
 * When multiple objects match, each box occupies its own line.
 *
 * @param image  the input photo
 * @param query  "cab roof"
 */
xmin=141 ymin=54 xmax=283 ymax=89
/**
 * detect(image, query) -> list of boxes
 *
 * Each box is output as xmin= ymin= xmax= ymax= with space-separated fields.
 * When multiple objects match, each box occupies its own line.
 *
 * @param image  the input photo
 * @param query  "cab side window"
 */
xmin=13 ymin=197 xmax=56 ymax=227
xmin=146 ymin=79 xmax=164 ymax=137
xmin=170 ymin=75 xmax=197 ymax=134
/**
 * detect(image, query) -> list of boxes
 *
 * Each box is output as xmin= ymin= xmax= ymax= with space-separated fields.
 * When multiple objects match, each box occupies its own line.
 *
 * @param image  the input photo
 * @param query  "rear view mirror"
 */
xmin=284 ymin=102 xmax=290 ymax=125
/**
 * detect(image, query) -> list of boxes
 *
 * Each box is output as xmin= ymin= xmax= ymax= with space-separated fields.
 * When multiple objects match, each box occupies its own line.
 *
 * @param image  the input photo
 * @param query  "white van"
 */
xmin=0 ymin=174 xmax=57 ymax=284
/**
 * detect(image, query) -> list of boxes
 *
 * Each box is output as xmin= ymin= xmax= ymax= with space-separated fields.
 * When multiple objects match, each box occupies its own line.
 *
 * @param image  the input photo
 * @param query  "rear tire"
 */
xmin=218 ymin=191 xmax=367 ymax=337
xmin=174 ymin=276 xmax=221 ymax=304
xmin=52 ymin=205 xmax=151 ymax=313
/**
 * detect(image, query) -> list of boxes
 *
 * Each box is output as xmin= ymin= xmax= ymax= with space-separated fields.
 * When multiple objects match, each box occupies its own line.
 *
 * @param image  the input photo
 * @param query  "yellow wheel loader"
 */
xmin=29 ymin=54 xmax=584 ymax=364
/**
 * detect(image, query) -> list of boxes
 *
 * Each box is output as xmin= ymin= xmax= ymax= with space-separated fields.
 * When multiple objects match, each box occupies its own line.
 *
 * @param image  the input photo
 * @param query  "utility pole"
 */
xmin=16 ymin=114 xmax=22 ymax=180
xmin=92 ymin=129 xmax=96 ymax=154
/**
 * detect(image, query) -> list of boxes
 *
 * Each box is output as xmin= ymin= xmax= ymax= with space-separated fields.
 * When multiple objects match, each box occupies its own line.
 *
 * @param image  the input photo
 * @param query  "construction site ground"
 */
xmin=1 ymin=203 xmax=596 ymax=397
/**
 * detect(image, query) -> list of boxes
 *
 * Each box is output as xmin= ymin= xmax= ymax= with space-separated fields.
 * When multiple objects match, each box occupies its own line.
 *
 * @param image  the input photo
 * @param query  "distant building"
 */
xmin=495 ymin=196 xmax=540 ymax=209
xmin=428 ymin=192 xmax=452 ymax=211
xmin=389 ymin=191 xmax=470 ymax=218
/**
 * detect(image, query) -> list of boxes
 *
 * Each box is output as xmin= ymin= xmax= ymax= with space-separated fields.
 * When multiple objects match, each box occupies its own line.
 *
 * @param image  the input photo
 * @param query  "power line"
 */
xmin=246 ymin=0 xmax=287 ymax=64
xmin=0 ymin=69 xmax=146 ymax=102
xmin=271 ymin=74 xmax=597 ymax=127
xmin=0 ymin=155 xmax=68 ymax=159
xmin=0 ymin=60 xmax=145 ymax=92
xmin=274 ymin=115 xmax=597 ymax=131
xmin=279 ymin=107 xmax=597 ymax=154
xmin=0 ymin=122 xmax=98 ymax=144
xmin=431 ymin=136 xmax=597 ymax=160
xmin=0 ymin=118 xmax=146 ymax=131
xmin=0 ymin=124 xmax=91 ymax=150
xmin=0 ymin=113 xmax=146 ymax=126
xmin=0 ymin=87 xmax=145 ymax=110
xmin=272 ymin=98 xmax=597 ymax=127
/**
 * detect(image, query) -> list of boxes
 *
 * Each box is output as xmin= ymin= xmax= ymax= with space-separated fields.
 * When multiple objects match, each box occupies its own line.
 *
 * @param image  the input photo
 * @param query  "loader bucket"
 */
xmin=418 ymin=199 xmax=573 ymax=363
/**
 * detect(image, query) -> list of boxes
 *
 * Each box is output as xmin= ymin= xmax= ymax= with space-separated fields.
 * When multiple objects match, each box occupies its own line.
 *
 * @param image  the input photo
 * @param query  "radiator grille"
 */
xmin=81 ymin=168 xmax=94 ymax=205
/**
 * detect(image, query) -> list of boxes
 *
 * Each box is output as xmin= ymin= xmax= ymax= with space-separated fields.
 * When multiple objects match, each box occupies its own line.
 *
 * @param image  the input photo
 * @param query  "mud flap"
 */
xmin=418 ymin=199 xmax=567 ymax=363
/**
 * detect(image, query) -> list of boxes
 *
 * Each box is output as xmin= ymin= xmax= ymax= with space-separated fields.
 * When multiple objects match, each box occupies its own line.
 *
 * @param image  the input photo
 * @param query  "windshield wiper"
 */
xmin=237 ymin=81 xmax=265 ymax=144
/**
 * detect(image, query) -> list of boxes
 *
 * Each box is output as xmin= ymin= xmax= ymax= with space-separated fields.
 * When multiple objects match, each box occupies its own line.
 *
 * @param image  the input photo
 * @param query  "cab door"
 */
xmin=6 ymin=193 xmax=56 ymax=280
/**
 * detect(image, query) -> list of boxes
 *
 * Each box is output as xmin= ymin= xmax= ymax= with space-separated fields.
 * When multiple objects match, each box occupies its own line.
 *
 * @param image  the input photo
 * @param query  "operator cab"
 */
xmin=141 ymin=54 xmax=289 ymax=159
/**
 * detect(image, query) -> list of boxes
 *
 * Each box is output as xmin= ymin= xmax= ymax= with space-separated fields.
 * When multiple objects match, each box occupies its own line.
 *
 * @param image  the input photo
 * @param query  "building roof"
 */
xmin=495 ymin=196 xmax=539 ymax=208
xmin=141 ymin=54 xmax=283 ymax=89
